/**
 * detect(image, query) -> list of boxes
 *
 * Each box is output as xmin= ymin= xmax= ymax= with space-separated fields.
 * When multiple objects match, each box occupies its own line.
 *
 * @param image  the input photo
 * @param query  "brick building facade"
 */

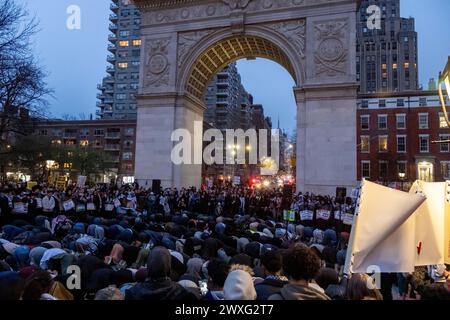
xmin=357 ymin=90 xmax=450 ymax=187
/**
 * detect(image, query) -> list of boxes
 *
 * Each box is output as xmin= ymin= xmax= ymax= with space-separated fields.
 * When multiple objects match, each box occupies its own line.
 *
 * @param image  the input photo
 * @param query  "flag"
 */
xmin=409 ymin=181 xmax=446 ymax=266
xmin=345 ymin=180 xmax=426 ymax=273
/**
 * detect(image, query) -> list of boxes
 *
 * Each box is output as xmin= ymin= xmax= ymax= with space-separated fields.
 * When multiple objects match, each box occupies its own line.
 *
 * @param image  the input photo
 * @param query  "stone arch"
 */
xmin=177 ymin=25 xmax=305 ymax=101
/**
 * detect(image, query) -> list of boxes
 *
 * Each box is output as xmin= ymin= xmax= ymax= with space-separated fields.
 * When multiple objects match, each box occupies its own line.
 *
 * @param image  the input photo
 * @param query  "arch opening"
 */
xmin=185 ymin=35 xmax=297 ymax=100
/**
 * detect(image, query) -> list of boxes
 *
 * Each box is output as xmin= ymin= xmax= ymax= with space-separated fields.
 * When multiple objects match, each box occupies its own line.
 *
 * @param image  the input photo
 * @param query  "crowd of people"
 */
xmin=0 ymin=180 xmax=449 ymax=301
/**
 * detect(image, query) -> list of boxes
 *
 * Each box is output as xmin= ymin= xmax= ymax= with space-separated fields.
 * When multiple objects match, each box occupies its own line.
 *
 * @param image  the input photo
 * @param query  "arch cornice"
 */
xmin=176 ymin=24 xmax=305 ymax=98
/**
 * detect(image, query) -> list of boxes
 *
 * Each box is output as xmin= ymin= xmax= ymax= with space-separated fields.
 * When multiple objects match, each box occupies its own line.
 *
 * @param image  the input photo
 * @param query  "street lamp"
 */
xmin=438 ymin=56 xmax=450 ymax=128
xmin=398 ymin=172 xmax=406 ymax=191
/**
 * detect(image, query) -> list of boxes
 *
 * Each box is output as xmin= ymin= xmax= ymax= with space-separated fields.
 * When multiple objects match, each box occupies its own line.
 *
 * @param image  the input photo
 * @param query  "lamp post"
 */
xmin=434 ymin=56 xmax=450 ymax=144
xmin=398 ymin=172 xmax=406 ymax=191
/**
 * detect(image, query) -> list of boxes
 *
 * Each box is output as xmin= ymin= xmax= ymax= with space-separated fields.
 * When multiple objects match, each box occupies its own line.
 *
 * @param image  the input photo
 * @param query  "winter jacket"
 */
xmin=268 ymin=283 xmax=331 ymax=300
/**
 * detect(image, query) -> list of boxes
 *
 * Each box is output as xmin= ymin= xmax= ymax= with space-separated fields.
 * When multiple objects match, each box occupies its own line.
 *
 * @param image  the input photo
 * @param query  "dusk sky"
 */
xmin=17 ymin=0 xmax=450 ymax=134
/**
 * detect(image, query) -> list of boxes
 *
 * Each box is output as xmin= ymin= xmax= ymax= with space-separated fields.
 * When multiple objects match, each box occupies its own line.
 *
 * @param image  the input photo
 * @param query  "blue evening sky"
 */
xmin=17 ymin=0 xmax=450 ymax=134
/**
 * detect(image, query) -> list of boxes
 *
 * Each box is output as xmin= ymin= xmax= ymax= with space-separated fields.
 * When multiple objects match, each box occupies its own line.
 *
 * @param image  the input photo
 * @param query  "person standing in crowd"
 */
xmin=269 ymin=245 xmax=330 ymax=300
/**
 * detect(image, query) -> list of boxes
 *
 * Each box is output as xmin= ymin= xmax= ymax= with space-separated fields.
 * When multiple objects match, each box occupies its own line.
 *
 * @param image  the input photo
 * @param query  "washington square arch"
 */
xmin=132 ymin=0 xmax=358 ymax=195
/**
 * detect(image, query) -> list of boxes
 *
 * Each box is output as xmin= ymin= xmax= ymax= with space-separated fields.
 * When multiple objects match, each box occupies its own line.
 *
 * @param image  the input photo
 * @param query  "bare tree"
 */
xmin=0 ymin=0 xmax=51 ymax=179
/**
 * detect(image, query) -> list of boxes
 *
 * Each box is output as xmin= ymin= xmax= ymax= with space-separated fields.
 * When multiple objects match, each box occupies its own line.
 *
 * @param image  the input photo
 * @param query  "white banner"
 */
xmin=317 ymin=210 xmax=331 ymax=220
xmin=300 ymin=210 xmax=313 ymax=221
xmin=345 ymin=180 xmax=426 ymax=273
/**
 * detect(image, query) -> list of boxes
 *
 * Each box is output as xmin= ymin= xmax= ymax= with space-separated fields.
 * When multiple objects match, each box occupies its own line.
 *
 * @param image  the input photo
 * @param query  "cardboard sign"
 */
xmin=334 ymin=210 xmax=343 ymax=220
xmin=317 ymin=209 xmax=331 ymax=220
xmin=87 ymin=203 xmax=96 ymax=211
xmin=105 ymin=203 xmax=114 ymax=212
xmin=27 ymin=181 xmax=37 ymax=190
xmin=76 ymin=204 xmax=86 ymax=212
xmin=77 ymin=176 xmax=87 ymax=188
xmin=63 ymin=200 xmax=75 ymax=212
xmin=343 ymin=213 xmax=354 ymax=225
xmin=13 ymin=202 xmax=26 ymax=214
xmin=283 ymin=210 xmax=295 ymax=221
xmin=300 ymin=210 xmax=314 ymax=221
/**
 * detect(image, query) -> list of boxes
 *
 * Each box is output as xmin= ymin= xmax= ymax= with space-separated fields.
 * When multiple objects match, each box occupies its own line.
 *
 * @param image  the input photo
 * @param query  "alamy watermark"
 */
xmin=171 ymin=121 xmax=280 ymax=176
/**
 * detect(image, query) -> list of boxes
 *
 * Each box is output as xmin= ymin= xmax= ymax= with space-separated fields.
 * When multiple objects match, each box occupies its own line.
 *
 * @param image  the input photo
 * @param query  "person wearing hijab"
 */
xmin=223 ymin=270 xmax=257 ymax=300
xmin=125 ymin=246 xmax=197 ymax=300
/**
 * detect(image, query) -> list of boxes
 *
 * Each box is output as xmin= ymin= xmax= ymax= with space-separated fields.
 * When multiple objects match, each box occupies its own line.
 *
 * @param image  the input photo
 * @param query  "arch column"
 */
xmin=295 ymin=84 xmax=358 ymax=195
xmin=134 ymin=93 xmax=205 ymax=189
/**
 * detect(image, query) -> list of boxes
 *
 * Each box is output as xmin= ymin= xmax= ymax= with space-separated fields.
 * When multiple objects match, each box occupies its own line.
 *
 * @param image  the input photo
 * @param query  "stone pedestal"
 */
xmin=135 ymin=94 xmax=204 ymax=189
xmin=295 ymin=85 xmax=358 ymax=195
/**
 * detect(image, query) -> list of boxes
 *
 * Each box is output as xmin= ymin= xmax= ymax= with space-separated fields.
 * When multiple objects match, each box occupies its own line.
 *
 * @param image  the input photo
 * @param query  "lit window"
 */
xmin=360 ymin=136 xmax=370 ymax=153
xmin=379 ymin=136 xmax=388 ymax=152
xmin=393 ymin=63 xmax=398 ymax=69
xmin=119 ymin=41 xmax=129 ymax=47
xmin=118 ymin=62 xmax=128 ymax=69
xmin=419 ymin=135 xmax=429 ymax=153
xmin=80 ymin=140 xmax=89 ymax=147
xmin=404 ymin=62 xmax=410 ymax=68
xmin=132 ymin=39 xmax=141 ymax=46
xmin=52 ymin=140 xmax=62 ymax=145
xmin=439 ymin=112 xmax=449 ymax=128
xmin=63 ymin=163 xmax=73 ymax=169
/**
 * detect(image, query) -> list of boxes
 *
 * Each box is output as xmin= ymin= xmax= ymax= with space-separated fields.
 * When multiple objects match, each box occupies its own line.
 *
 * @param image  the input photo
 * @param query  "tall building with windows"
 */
xmin=97 ymin=0 xmax=141 ymax=120
xmin=357 ymin=0 xmax=419 ymax=93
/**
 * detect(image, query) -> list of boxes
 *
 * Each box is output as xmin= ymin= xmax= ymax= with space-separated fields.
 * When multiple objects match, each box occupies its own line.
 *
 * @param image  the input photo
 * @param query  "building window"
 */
xmin=360 ymin=115 xmax=370 ymax=130
xmin=116 ymin=93 xmax=127 ymax=100
xmin=52 ymin=140 xmax=62 ymax=145
xmin=80 ymin=140 xmax=89 ymax=147
xmin=378 ymin=115 xmax=388 ymax=130
xmin=419 ymin=98 xmax=427 ymax=107
xmin=379 ymin=135 xmax=388 ymax=152
xmin=119 ymin=30 xmax=130 ymax=37
xmin=397 ymin=135 xmax=406 ymax=153
xmin=379 ymin=99 xmax=386 ymax=108
xmin=360 ymin=136 xmax=370 ymax=153
xmin=361 ymin=161 xmax=371 ymax=179
xmin=94 ymin=129 xmax=104 ymax=136
xmin=398 ymin=161 xmax=407 ymax=178
xmin=132 ymin=39 xmax=141 ymax=46
xmin=379 ymin=161 xmax=388 ymax=180
xmin=396 ymin=114 xmax=406 ymax=129
xmin=118 ymin=62 xmax=128 ymax=69
xmin=418 ymin=113 xmax=429 ymax=129
xmin=119 ymin=40 xmax=129 ymax=47
xmin=441 ymin=162 xmax=450 ymax=179
xmin=125 ymin=128 xmax=135 ymax=136
xmin=440 ymin=134 xmax=450 ymax=153
xmin=123 ymin=152 xmax=133 ymax=160
xmin=361 ymin=100 xmax=369 ymax=109
xmin=439 ymin=112 xmax=449 ymax=128
xmin=419 ymin=135 xmax=429 ymax=153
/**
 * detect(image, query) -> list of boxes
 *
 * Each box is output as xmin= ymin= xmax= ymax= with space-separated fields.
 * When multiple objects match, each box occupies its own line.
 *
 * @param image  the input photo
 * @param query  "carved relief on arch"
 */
xmin=144 ymin=37 xmax=171 ymax=88
xmin=313 ymin=19 xmax=349 ymax=77
xmin=177 ymin=30 xmax=215 ymax=69
xmin=264 ymin=19 xmax=306 ymax=59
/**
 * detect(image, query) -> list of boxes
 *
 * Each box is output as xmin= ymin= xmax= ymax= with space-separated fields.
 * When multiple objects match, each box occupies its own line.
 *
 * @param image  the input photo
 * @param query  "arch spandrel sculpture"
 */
xmin=133 ymin=0 xmax=358 ymax=195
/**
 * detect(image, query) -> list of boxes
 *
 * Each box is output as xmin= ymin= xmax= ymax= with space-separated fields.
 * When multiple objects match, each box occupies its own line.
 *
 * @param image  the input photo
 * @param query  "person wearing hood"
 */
xmin=255 ymin=250 xmax=288 ymax=300
xmin=223 ymin=269 xmax=256 ymax=300
xmin=269 ymin=245 xmax=330 ymax=300
xmin=125 ymin=246 xmax=197 ymax=300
